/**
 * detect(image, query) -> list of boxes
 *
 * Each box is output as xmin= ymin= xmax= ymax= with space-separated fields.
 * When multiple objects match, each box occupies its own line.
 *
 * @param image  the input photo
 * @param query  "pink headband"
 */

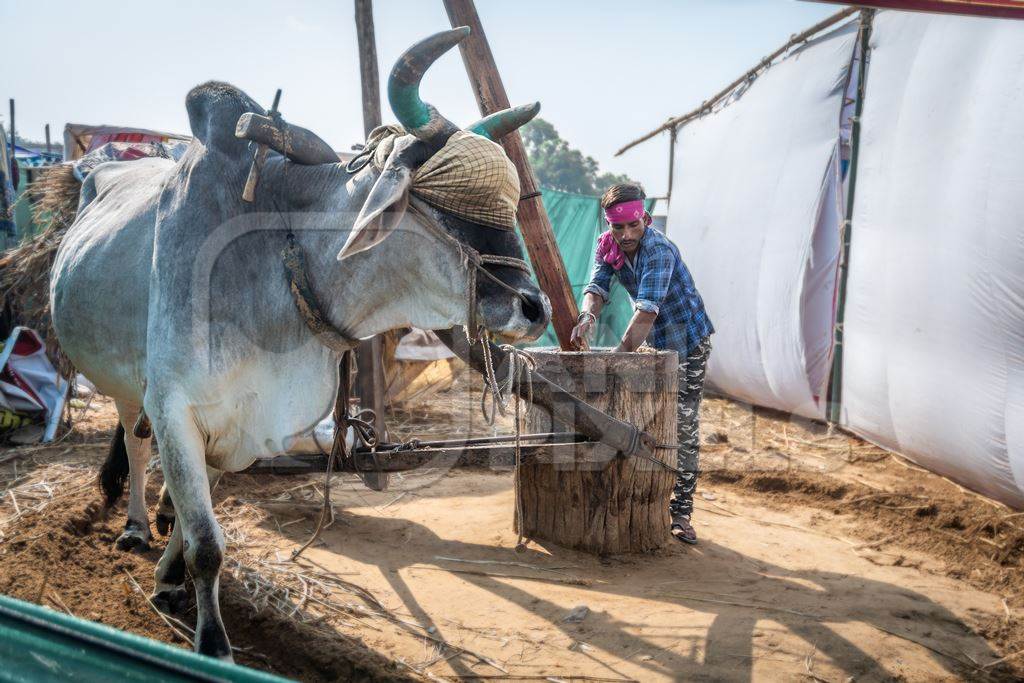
xmin=604 ymin=199 xmax=648 ymax=225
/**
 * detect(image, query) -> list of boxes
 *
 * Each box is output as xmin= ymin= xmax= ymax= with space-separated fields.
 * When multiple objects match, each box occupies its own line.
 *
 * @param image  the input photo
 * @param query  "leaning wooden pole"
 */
xmin=442 ymin=0 xmax=579 ymax=350
xmin=353 ymin=0 xmax=388 ymax=445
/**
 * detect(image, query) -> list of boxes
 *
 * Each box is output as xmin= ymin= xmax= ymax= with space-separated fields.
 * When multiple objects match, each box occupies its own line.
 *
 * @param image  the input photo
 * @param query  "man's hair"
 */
xmin=600 ymin=182 xmax=646 ymax=209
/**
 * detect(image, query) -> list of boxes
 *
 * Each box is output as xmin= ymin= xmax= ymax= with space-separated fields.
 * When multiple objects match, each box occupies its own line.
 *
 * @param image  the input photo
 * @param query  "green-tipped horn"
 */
xmin=466 ymin=102 xmax=541 ymax=141
xmin=388 ymin=27 xmax=468 ymax=150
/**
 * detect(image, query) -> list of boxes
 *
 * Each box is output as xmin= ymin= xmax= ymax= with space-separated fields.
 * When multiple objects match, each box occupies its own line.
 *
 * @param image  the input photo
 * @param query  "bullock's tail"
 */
xmin=0 ymin=164 xmax=83 ymax=377
xmin=99 ymin=423 xmax=129 ymax=508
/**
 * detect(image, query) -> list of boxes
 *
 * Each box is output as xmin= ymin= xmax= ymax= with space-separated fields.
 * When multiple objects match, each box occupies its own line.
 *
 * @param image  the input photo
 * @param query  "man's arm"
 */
xmin=614 ymin=309 xmax=658 ymax=352
xmin=573 ymin=251 xmax=616 ymax=349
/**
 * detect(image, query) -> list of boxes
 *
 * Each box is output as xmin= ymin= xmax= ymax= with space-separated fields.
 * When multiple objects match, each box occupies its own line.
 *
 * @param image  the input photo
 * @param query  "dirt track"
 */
xmin=1 ymin=379 xmax=1022 ymax=682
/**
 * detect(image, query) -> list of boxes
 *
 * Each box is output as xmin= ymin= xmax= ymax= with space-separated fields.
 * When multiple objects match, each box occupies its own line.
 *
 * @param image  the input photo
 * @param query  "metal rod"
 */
xmin=433 ymin=328 xmax=654 ymax=460
xmin=615 ymin=6 xmax=859 ymax=156
xmin=245 ymin=440 xmax=614 ymax=475
xmin=373 ymin=431 xmax=585 ymax=450
xmin=827 ymin=9 xmax=875 ymax=424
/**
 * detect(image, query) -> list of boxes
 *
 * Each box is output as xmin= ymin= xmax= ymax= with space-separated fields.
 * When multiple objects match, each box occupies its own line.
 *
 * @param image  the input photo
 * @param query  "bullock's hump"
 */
xmin=185 ymin=81 xmax=266 ymax=159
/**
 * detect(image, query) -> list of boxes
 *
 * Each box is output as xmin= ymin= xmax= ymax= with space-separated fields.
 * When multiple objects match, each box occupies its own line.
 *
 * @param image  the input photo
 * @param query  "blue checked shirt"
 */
xmin=583 ymin=228 xmax=714 ymax=357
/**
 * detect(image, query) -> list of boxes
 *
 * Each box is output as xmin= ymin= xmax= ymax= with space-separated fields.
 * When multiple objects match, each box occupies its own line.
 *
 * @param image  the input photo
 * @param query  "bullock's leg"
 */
xmin=114 ymin=400 xmax=154 ymax=552
xmin=155 ymin=484 xmax=175 ymax=536
xmin=150 ymin=405 xmax=231 ymax=660
xmin=151 ymin=467 xmax=222 ymax=616
xmin=151 ymin=520 xmax=188 ymax=615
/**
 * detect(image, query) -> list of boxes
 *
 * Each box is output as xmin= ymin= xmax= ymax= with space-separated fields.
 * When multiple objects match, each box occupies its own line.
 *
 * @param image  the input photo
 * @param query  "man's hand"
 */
xmin=615 ymin=309 xmax=659 ymax=353
xmin=571 ymin=311 xmax=597 ymax=350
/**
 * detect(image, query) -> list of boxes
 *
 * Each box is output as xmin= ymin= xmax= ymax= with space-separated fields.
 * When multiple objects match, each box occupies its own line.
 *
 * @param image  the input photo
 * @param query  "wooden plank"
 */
xmin=442 ymin=0 xmax=579 ymax=350
xmin=806 ymin=0 xmax=1024 ymax=20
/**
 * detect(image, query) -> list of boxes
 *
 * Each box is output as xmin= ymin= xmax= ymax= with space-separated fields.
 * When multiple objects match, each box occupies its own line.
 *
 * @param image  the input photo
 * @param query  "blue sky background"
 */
xmin=2 ymin=0 xmax=840 ymax=196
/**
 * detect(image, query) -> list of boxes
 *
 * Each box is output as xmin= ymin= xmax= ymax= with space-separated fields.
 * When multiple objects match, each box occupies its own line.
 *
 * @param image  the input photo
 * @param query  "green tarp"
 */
xmin=0 ymin=593 xmax=289 ymax=682
xmin=522 ymin=189 xmax=655 ymax=348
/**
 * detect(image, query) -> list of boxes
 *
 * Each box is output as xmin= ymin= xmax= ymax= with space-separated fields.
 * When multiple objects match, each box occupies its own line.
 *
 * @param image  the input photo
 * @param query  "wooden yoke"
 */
xmin=235 ymin=92 xmax=340 ymax=203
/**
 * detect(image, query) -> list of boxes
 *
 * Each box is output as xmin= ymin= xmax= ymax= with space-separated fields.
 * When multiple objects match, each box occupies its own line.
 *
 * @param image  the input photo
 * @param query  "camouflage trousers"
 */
xmin=669 ymin=337 xmax=712 ymax=519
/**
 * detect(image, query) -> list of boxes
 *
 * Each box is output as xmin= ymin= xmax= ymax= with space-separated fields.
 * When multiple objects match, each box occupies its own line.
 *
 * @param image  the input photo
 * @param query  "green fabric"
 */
xmin=12 ymin=170 xmax=35 ymax=243
xmin=520 ymin=188 xmax=655 ymax=348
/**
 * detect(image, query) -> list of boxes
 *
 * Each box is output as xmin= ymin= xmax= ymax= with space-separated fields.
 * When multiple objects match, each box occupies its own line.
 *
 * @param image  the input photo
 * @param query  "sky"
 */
xmin=1 ymin=0 xmax=840 ymax=197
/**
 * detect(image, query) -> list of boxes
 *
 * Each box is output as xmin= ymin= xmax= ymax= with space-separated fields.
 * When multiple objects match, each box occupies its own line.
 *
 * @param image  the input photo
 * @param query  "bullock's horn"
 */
xmin=235 ymin=113 xmax=339 ymax=165
xmin=466 ymin=102 xmax=541 ymax=142
xmin=388 ymin=27 xmax=467 ymax=150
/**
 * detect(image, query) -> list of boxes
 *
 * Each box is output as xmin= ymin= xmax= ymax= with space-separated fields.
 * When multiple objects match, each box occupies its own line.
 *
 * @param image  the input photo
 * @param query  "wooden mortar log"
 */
xmin=517 ymin=350 xmax=678 ymax=555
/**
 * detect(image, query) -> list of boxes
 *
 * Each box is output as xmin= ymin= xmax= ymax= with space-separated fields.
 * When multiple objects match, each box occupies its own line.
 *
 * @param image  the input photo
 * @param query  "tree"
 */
xmin=521 ymin=118 xmax=634 ymax=196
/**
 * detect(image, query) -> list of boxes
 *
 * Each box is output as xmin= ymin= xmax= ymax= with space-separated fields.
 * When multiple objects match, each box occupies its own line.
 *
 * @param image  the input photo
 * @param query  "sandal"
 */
xmin=671 ymin=515 xmax=698 ymax=545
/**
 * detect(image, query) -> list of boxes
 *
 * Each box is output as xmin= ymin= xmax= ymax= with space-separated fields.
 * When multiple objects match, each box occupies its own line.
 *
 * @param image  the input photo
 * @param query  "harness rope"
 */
xmin=477 ymin=334 xmax=536 ymax=552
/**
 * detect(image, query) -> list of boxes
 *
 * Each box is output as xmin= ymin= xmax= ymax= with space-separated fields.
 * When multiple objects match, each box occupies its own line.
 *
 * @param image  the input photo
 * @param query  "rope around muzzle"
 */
xmin=406 ymin=197 xmax=533 ymax=335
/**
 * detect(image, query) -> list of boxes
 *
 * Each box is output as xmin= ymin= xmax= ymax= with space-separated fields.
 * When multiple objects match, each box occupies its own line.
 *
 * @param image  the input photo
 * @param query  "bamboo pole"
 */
xmin=827 ymin=9 xmax=875 ymax=424
xmin=442 ymin=0 xmax=579 ymax=350
xmin=353 ymin=0 xmax=388 ymax=442
xmin=615 ymin=6 xmax=859 ymax=157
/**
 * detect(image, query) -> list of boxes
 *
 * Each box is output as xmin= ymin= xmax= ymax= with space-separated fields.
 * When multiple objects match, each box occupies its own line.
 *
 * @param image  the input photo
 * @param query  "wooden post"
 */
xmin=442 ymin=0 xmax=579 ymax=350
xmin=354 ymin=0 xmax=381 ymax=139
xmin=44 ymin=124 xmax=51 ymax=156
xmin=8 ymin=100 xmax=15 ymax=174
xmin=518 ymin=350 xmax=679 ymax=554
xmin=666 ymin=126 xmax=677 ymax=208
xmin=353 ymin=0 xmax=388 ymax=469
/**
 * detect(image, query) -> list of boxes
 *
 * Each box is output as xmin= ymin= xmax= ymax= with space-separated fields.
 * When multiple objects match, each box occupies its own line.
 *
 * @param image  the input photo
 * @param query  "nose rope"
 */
xmin=407 ymin=197 xmax=533 ymax=337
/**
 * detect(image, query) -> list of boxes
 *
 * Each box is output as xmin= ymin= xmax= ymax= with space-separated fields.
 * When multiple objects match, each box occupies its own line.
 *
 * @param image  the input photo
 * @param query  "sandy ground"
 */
xmin=1 ymin=373 xmax=1022 ymax=682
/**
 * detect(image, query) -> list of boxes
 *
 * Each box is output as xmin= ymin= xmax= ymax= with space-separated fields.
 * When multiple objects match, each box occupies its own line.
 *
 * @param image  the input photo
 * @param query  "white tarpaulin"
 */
xmin=667 ymin=20 xmax=858 ymax=419
xmin=841 ymin=12 xmax=1024 ymax=507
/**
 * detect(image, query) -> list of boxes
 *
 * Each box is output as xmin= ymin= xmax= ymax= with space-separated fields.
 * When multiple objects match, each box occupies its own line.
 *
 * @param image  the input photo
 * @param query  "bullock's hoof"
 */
xmin=197 ymin=624 xmax=233 ymax=660
xmin=115 ymin=521 xmax=152 ymax=553
xmin=155 ymin=512 xmax=175 ymax=536
xmin=151 ymin=585 xmax=189 ymax=616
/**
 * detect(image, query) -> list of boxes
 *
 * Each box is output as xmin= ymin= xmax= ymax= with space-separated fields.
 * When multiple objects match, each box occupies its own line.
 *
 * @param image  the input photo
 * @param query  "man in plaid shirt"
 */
xmin=571 ymin=183 xmax=714 ymax=544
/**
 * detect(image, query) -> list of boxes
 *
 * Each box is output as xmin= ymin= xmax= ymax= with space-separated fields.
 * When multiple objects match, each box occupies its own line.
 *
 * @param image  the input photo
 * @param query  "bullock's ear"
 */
xmin=338 ymin=151 xmax=415 ymax=261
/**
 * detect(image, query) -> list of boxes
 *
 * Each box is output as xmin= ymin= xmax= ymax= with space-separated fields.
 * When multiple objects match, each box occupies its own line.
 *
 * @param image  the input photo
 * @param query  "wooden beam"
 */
xmin=7 ymin=100 xmax=15 ymax=174
xmin=354 ymin=0 xmax=388 ymax=440
xmin=615 ymin=6 xmax=859 ymax=157
xmin=666 ymin=127 xmax=677 ymax=207
xmin=442 ymin=0 xmax=579 ymax=350
xmin=806 ymin=0 xmax=1024 ymax=20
